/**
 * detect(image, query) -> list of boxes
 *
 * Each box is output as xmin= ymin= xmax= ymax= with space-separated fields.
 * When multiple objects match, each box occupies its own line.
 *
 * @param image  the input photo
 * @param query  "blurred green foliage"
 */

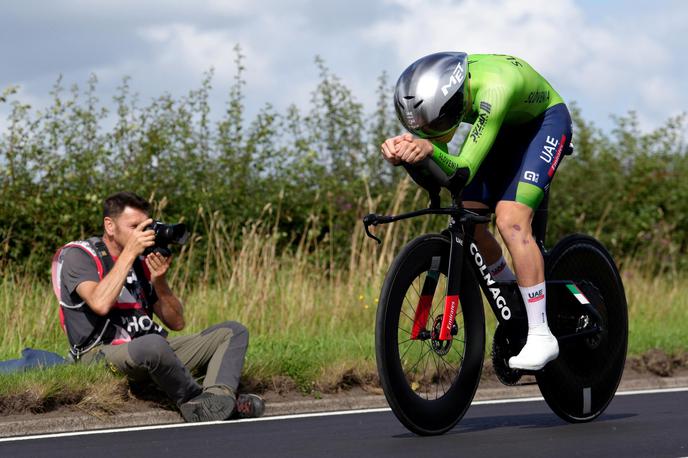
xmin=549 ymin=106 xmax=688 ymax=272
xmin=1 ymin=47 xmax=686 ymax=277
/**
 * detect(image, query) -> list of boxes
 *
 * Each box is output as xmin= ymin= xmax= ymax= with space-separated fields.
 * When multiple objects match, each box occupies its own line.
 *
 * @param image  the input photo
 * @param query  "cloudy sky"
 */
xmin=1 ymin=0 xmax=686 ymax=134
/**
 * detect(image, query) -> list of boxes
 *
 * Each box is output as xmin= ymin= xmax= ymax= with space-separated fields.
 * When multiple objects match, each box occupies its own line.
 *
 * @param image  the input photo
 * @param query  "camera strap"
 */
xmin=89 ymin=237 xmax=115 ymax=273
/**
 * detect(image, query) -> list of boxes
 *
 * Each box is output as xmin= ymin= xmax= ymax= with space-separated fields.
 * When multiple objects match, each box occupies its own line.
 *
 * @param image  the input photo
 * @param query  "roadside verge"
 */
xmin=2 ymin=372 xmax=686 ymax=439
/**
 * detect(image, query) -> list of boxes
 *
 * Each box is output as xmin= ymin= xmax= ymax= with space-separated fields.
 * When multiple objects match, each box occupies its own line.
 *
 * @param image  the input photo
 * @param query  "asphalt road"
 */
xmin=1 ymin=389 xmax=687 ymax=458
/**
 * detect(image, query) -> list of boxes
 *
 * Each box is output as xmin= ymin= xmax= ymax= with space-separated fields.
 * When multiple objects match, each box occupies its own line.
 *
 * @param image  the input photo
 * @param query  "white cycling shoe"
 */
xmin=508 ymin=328 xmax=559 ymax=371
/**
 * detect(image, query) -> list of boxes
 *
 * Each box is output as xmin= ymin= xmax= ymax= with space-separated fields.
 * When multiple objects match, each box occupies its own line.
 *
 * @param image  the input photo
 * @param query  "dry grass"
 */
xmin=1 ymin=178 xmax=686 ymax=414
xmin=0 ymin=364 xmax=129 ymax=415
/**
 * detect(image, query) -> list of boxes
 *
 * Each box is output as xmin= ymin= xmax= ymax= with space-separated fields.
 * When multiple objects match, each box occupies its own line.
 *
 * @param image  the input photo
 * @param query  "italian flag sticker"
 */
xmin=566 ymin=283 xmax=590 ymax=305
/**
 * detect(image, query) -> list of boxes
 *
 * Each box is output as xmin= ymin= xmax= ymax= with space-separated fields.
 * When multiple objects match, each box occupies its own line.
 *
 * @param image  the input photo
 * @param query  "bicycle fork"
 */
xmin=411 ymin=228 xmax=465 ymax=342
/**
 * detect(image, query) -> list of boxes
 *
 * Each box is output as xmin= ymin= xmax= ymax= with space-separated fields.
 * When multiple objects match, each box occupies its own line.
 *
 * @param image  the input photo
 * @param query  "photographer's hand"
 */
xmin=146 ymin=252 xmax=171 ymax=282
xmin=122 ymin=218 xmax=155 ymax=261
xmin=148 ymin=254 xmax=185 ymax=331
xmin=76 ymin=218 xmax=155 ymax=317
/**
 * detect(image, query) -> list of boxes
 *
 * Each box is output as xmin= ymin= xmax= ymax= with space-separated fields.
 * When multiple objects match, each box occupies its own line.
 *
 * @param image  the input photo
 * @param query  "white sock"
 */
xmin=487 ymin=256 xmax=516 ymax=282
xmin=518 ymin=281 xmax=548 ymax=330
xmin=510 ymin=281 xmax=558 ymax=370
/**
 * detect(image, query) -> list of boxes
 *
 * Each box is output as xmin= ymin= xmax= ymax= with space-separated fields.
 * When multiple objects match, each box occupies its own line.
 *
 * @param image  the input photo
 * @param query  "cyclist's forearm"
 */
xmin=431 ymin=142 xmax=469 ymax=175
xmin=444 ymin=86 xmax=510 ymax=181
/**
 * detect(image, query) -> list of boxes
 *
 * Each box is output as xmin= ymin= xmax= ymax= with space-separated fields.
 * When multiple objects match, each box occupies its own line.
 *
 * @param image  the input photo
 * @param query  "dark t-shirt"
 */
xmin=58 ymin=239 xmax=167 ymax=354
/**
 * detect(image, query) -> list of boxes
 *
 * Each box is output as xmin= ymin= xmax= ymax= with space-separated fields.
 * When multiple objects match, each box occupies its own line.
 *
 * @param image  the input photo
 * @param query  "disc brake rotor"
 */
xmin=430 ymin=314 xmax=456 ymax=356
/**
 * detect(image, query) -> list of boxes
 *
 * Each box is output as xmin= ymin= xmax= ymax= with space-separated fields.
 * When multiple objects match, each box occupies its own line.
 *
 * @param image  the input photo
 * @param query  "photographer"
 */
xmin=53 ymin=191 xmax=264 ymax=422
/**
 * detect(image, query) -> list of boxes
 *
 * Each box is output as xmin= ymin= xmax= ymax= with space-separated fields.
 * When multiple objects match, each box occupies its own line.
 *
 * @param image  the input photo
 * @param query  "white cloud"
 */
xmin=643 ymin=76 xmax=677 ymax=109
xmin=54 ymin=0 xmax=258 ymax=17
xmin=2 ymin=0 xmax=685 ymax=135
xmin=365 ymin=0 xmax=683 ymax=128
xmin=70 ymin=11 xmax=327 ymax=124
xmin=137 ymin=23 xmax=271 ymax=86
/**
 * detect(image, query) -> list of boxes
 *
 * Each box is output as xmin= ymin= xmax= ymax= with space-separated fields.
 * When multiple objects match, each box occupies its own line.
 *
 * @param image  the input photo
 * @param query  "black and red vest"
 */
xmin=51 ymin=237 xmax=166 ymax=359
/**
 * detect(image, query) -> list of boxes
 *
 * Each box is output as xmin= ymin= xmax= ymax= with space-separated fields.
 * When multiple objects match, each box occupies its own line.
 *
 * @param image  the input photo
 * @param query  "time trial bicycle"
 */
xmin=362 ymin=159 xmax=628 ymax=436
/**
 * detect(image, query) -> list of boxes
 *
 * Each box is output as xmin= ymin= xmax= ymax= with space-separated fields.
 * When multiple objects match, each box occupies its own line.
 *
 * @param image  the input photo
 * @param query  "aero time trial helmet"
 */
xmin=394 ymin=52 xmax=469 ymax=139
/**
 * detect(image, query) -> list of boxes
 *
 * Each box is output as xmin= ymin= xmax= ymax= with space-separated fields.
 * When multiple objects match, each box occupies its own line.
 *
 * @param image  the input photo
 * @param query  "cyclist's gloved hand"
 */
xmin=447 ymin=167 xmax=470 ymax=195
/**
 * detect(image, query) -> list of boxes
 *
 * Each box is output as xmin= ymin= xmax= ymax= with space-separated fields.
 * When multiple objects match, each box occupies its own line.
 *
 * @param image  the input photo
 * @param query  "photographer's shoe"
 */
xmin=233 ymin=393 xmax=265 ymax=419
xmin=509 ymin=327 xmax=559 ymax=371
xmin=180 ymin=391 xmax=235 ymax=422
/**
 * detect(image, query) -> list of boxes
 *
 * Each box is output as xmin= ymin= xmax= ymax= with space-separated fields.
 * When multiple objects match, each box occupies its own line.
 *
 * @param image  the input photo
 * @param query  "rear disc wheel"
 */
xmin=538 ymin=234 xmax=628 ymax=422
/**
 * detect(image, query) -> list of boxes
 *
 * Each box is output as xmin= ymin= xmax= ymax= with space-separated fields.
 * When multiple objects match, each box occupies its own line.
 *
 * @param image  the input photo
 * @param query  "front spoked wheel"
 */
xmin=538 ymin=234 xmax=628 ymax=422
xmin=376 ymin=234 xmax=485 ymax=436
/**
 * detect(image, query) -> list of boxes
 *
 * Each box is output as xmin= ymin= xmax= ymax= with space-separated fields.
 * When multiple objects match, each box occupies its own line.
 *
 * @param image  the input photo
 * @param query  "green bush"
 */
xmin=550 ymin=106 xmax=688 ymax=272
xmin=1 ymin=48 xmax=686 ymax=277
xmin=0 ymin=49 xmax=401 ymax=277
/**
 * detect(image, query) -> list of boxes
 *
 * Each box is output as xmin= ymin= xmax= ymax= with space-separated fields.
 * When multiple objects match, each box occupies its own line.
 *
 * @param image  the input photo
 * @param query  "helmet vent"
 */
xmin=413 ymin=99 xmax=424 ymax=109
xmin=403 ymin=96 xmax=415 ymax=100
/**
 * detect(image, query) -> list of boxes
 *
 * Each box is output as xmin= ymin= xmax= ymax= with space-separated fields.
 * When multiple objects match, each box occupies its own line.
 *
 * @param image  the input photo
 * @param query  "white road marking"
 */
xmin=1 ymin=386 xmax=686 ymax=443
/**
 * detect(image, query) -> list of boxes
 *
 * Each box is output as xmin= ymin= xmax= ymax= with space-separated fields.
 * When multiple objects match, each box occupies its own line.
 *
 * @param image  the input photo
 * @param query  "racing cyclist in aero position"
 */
xmin=380 ymin=53 xmax=573 ymax=370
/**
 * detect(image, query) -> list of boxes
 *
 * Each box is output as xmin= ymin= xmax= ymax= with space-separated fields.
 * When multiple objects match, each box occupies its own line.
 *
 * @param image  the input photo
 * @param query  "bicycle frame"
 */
xmin=364 ymin=202 xmax=527 ymax=342
xmin=363 ymin=193 xmax=605 ymax=343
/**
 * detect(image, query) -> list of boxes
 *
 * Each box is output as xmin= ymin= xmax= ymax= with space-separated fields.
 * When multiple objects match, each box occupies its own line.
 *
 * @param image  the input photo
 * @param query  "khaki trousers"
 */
xmin=81 ymin=321 xmax=249 ymax=405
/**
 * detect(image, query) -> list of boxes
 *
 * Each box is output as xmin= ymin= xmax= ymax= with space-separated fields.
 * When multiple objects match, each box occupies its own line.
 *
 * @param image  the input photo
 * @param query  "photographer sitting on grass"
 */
xmin=52 ymin=191 xmax=264 ymax=422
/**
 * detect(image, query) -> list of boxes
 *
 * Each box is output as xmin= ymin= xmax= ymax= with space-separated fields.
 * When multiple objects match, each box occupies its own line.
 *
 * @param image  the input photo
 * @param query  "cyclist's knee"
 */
xmin=495 ymin=205 xmax=533 ymax=242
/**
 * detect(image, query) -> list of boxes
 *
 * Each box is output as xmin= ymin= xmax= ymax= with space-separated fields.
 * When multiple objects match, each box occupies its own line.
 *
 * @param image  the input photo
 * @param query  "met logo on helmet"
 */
xmin=441 ymin=61 xmax=465 ymax=97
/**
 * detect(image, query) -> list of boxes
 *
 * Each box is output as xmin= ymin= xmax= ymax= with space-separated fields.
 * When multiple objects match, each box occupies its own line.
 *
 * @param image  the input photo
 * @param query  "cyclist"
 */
xmin=380 ymin=52 xmax=572 ymax=370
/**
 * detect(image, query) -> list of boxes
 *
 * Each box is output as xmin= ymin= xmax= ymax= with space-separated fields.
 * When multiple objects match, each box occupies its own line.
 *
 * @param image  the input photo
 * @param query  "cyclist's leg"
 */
xmin=495 ymin=201 xmax=542 ymax=285
xmin=462 ymin=131 xmax=522 ymax=281
xmin=464 ymin=200 xmax=498 ymax=258
xmin=498 ymin=103 xmax=572 ymax=283
xmin=462 ymin=157 xmax=520 ymax=280
xmin=496 ymin=103 xmax=572 ymax=370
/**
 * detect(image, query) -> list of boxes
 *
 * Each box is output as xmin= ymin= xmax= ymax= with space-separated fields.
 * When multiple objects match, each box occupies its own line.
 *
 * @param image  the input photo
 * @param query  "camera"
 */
xmin=144 ymin=221 xmax=190 ymax=257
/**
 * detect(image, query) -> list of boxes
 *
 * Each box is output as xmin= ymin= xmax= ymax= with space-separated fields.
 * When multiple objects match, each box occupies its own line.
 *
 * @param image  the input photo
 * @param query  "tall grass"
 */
xmin=622 ymin=267 xmax=688 ymax=355
xmin=0 ymin=177 xmax=419 ymax=387
xmin=1 ymin=178 xmax=686 ymax=393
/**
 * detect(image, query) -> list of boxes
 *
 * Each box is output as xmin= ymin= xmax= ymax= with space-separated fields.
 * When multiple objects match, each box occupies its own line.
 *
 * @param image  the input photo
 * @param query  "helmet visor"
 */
xmin=415 ymin=87 xmax=466 ymax=139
